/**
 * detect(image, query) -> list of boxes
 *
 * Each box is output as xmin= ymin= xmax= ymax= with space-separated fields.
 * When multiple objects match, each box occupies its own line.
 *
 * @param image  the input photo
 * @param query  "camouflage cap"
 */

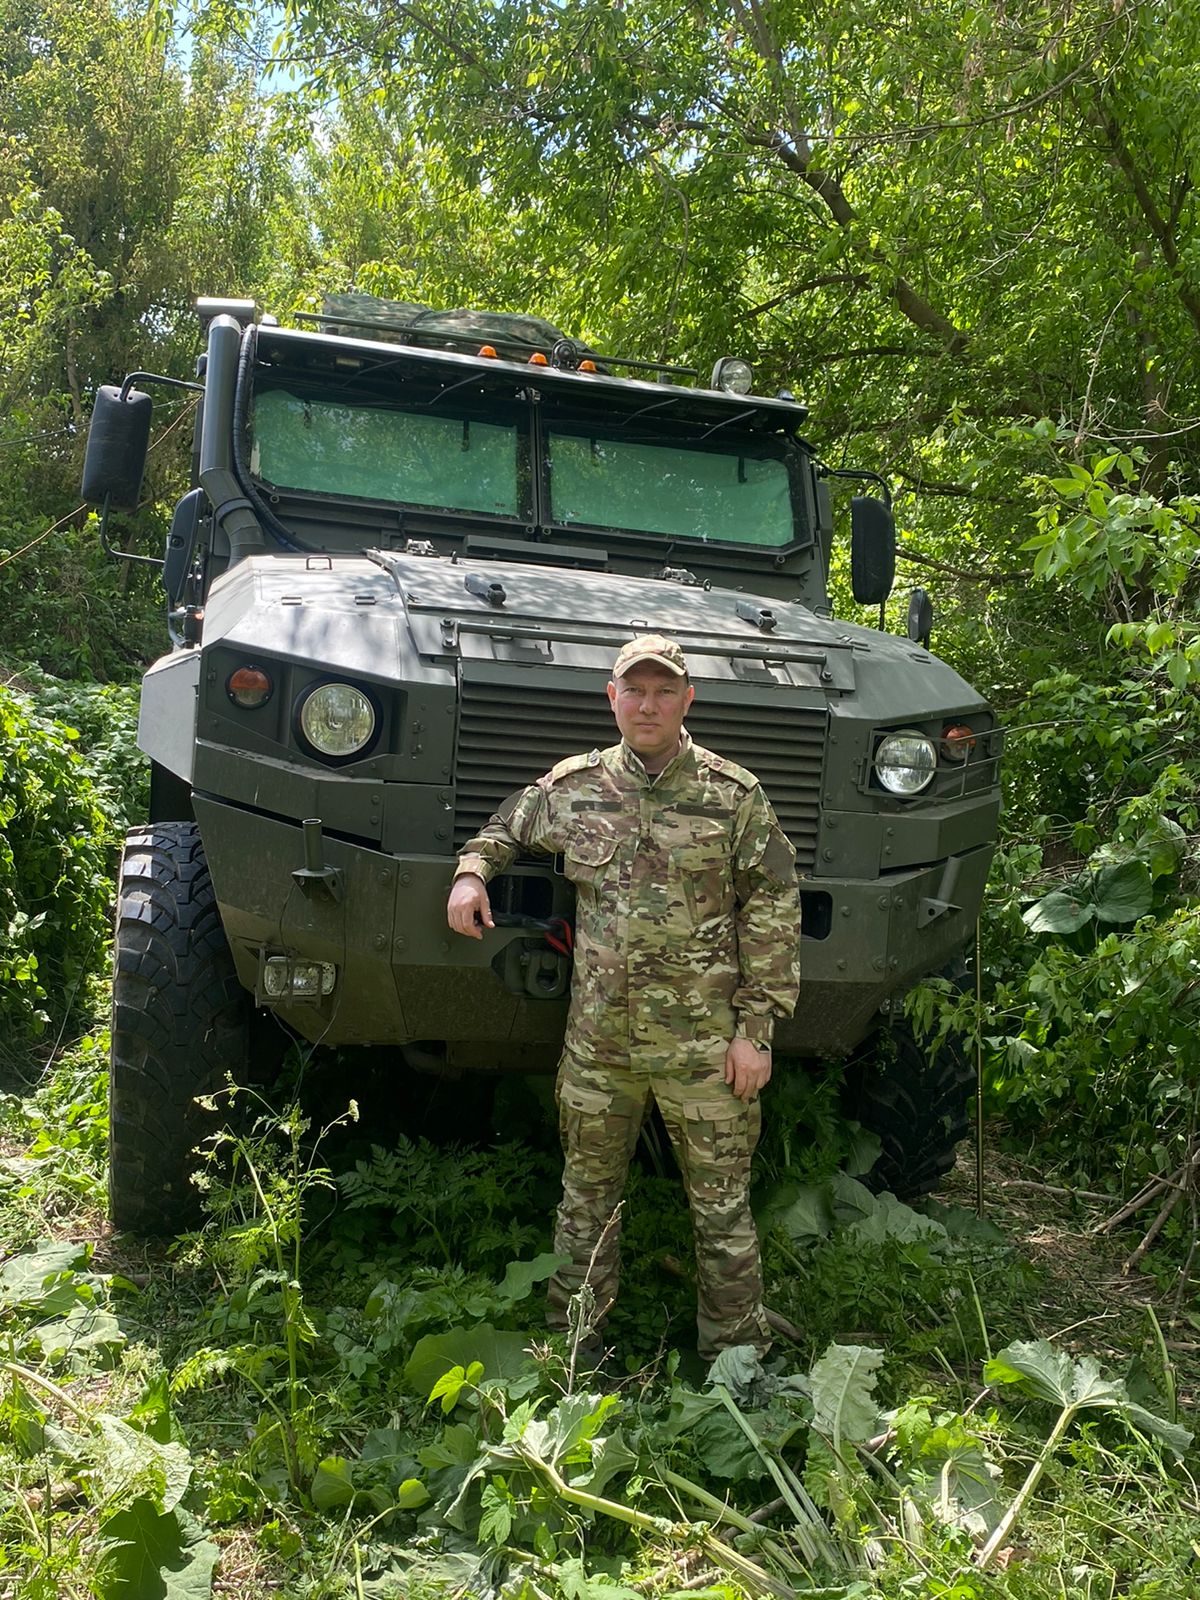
xmin=612 ymin=634 xmax=688 ymax=678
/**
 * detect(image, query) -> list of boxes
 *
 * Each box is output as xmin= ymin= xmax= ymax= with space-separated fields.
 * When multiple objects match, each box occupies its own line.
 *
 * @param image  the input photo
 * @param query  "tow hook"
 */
xmin=492 ymin=912 xmax=574 ymax=999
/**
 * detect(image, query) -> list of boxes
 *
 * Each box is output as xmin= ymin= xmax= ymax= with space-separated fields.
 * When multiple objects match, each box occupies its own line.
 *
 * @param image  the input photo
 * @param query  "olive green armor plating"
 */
xmin=98 ymin=295 xmax=1002 ymax=1071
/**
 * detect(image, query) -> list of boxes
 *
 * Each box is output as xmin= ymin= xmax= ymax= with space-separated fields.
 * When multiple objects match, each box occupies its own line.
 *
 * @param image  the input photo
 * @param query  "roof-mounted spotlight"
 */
xmin=710 ymin=357 xmax=754 ymax=395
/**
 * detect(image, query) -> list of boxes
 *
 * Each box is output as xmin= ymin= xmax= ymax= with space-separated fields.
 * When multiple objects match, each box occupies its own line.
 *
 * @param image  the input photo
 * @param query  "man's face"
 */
xmin=607 ymin=661 xmax=695 ymax=767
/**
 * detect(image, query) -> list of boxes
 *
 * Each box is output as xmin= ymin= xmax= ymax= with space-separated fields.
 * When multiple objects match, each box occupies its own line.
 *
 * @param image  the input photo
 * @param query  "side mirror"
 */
xmin=850 ymin=495 xmax=896 ymax=605
xmin=81 ymin=384 xmax=153 ymax=509
xmin=907 ymin=587 xmax=933 ymax=647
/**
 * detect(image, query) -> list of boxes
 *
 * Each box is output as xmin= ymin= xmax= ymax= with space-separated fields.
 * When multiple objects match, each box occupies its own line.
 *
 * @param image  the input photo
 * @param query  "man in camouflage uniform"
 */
xmin=446 ymin=635 xmax=800 ymax=1359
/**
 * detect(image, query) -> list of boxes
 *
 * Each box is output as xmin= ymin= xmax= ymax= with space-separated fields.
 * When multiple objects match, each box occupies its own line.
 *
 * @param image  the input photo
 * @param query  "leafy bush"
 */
xmin=911 ymin=792 xmax=1200 ymax=1198
xmin=23 ymin=673 xmax=146 ymax=829
xmin=0 ymin=518 xmax=164 ymax=683
xmin=0 ymin=688 xmax=114 ymax=1050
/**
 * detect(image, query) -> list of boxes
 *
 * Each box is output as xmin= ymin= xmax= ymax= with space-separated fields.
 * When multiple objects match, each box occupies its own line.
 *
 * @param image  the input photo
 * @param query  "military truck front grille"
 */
xmin=454 ymin=680 xmax=826 ymax=870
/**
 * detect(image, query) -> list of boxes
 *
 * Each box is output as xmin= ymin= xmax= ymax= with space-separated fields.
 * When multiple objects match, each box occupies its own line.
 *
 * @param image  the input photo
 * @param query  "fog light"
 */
xmin=940 ymin=723 xmax=977 ymax=761
xmin=227 ymin=665 xmax=272 ymax=708
xmin=262 ymin=957 xmax=336 ymax=999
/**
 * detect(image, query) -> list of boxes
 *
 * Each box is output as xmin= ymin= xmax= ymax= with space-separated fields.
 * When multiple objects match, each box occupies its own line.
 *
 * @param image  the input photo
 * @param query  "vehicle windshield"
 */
xmin=546 ymin=428 xmax=797 ymax=546
xmin=249 ymin=388 xmax=522 ymax=518
xmin=247 ymin=373 xmax=801 ymax=548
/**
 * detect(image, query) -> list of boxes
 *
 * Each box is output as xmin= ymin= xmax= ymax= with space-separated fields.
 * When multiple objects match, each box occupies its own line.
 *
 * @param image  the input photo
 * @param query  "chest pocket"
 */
xmin=670 ymin=821 xmax=733 ymax=926
xmin=563 ymin=827 xmax=620 ymax=887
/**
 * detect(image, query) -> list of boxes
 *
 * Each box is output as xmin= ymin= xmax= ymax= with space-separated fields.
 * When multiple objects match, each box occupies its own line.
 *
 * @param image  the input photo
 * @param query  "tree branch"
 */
xmin=737 ymin=273 xmax=870 ymax=320
xmin=722 ymin=0 xmax=969 ymax=355
xmin=1093 ymin=92 xmax=1200 ymax=341
xmin=897 ymin=548 xmax=1032 ymax=584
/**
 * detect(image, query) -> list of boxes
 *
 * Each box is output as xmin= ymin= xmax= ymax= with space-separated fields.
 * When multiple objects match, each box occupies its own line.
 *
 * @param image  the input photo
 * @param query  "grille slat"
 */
xmin=454 ymin=678 xmax=827 ymax=870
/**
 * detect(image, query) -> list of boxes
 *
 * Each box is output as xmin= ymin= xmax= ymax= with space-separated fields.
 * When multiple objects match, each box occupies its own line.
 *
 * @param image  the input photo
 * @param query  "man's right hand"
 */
xmin=447 ymin=873 xmax=494 ymax=939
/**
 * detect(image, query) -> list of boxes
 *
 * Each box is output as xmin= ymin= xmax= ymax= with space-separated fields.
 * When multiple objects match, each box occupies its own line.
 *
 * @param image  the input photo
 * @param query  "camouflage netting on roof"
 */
xmin=317 ymin=293 xmax=572 ymax=356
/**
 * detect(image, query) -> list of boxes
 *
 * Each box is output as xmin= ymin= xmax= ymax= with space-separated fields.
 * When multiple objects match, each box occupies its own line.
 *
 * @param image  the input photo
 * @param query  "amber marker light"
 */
xmin=940 ymin=723 xmax=977 ymax=761
xmin=478 ymin=344 xmax=498 ymax=358
xmin=579 ymin=359 xmax=598 ymax=372
xmin=528 ymin=351 xmax=549 ymax=365
xmin=227 ymin=665 xmax=273 ymax=708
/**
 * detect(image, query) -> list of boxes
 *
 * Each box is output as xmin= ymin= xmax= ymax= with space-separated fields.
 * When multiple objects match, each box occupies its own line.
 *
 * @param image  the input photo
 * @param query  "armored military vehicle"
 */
xmin=82 ymin=294 xmax=1001 ymax=1232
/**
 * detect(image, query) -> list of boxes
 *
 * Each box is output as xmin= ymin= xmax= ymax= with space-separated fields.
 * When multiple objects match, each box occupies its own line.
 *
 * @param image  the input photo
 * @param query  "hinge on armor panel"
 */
xmin=652 ymin=564 xmax=701 ymax=586
xmin=736 ymin=599 xmax=778 ymax=632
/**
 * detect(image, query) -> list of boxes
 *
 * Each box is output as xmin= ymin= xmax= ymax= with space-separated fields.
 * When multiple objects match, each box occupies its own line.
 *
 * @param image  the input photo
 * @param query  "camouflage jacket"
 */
xmin=455 ymin=730 xmax=801 ymax=1068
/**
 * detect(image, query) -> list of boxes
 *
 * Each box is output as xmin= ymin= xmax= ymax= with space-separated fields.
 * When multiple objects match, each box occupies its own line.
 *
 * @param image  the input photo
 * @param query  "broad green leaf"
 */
xmin=769 ymin=1182 xmax=834 ymax=1240
xmin=666 ymin=1388 xmax=760 ymax=1479
xmin=1125 ymin=1403 xmax=1193 ymax=1460
xmin=984 ymin=1339 xmax=1126 ymax=1411
xmin=844 ymin=1126 xmax=883 ymax=1177
xmin=429 ymin=1362 xmax=483 ymax=1413
xmin=985 ymin=1340 xmax=1191 ymax=1456
xmin=1134 ymin=816 xmax=1187 ymax=879
xmin=97 ymin=1501 xmax=219 ymax=1600
xmin=705 ymin=1344 xmax=761 ymax=1403
xmin=573 ymin=1428 xmax=637 ymax=1496
xmin=1092 ymin=861 xmax=1153 ymax=924
xmin=830 ymin=1174 xmax=881 ymax=1222
xmin=403 ymin=1324 xmax=533 ymax=1396
xmin=497 ymin=1252 xmax=570 ymax=1303
xmin=0 ymin=1241 xmax=90 ymax=1307
xmin=33 ymin=1303 xmax=125 ymax=1366
xmin=478 ymin=1478 xmax=513 ymax=1544
xmin=1167 ymin=652 xmax=1191 ymax=691
xmin=311 ymin=1455 xmax=355 ymax=1512
xmin=539 ymin=1390 xmax=620 ymax=1464
xmin=1143 ymin=619 xmax=1176 ymax=653
xmin=809 ymin=1344 xmax=883 ymax=1453
xmin=917 ymin=1424 xmax=1003 ymax=1536
xmin=556 ymin=1556 xmax=642 ymax=1600
xmin=417 ymin=1421 xmax=479 ymax=1471
xmin=922 ymin=1202 xmax=1006 ymax=1245
xmin=849 ymin=1191 xmax=947 ymax=1245
xmin=125 ymin=1376 xmax=179 ymax=1446
xmin=90 ymin=1415 xmax=192 ymax=1515
xmin=1022 ymin=890 xmax=1093 ymax=934
xmin=534 ymin=1522 xmax=557 ymax=1561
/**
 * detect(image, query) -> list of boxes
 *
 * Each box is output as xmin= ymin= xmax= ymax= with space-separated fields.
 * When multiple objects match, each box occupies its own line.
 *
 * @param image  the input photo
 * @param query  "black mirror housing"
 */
xmin=82 ymin=385 xmax=153 ymax=509
xmin=907 ymin=587 xmax=934 ymax=646
xmin=850 ymin=495 xmax=896 ymax=605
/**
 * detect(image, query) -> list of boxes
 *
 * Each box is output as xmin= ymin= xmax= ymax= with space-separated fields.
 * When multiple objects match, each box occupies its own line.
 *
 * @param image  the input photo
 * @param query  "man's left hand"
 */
xmin=725 ymin=1038 xmax=771 ymax=1102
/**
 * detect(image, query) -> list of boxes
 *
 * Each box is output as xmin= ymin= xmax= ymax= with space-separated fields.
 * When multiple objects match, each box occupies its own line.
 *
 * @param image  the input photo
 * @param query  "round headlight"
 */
xmin=710 ymin=357 xmax=754 ymax=396
xmin=299 ymin=683 xmax=376 ymax=758
xmin=874 ymin=730 xmax=937 ymax=796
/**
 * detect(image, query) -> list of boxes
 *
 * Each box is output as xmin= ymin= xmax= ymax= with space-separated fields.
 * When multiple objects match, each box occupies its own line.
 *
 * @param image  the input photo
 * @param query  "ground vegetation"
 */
xmin=1 ymin=0 xmax=1199 ymax=1590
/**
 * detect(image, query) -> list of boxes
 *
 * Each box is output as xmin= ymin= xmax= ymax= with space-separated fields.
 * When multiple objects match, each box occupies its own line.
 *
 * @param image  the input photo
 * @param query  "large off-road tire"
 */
xmin=109 ymin=823 xmax=252 ymax=1234
xmin=840 ymin=1019 xmax=975 ymax=1201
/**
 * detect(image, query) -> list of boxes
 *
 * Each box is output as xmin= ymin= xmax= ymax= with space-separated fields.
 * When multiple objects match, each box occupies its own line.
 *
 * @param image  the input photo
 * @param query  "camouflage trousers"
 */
xmin=545 ymin=1047 xmax=771 ymax=1361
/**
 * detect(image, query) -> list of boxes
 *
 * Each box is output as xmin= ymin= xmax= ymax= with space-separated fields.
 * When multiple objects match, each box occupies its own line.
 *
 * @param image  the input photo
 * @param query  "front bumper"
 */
xmin=193 ymin=793 xmax=994 ymax=1061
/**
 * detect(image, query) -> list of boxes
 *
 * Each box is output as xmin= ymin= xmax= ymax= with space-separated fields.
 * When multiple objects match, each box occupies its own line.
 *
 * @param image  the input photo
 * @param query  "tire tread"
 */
xmin=109 ymin=822 xmax=250 ymax=1233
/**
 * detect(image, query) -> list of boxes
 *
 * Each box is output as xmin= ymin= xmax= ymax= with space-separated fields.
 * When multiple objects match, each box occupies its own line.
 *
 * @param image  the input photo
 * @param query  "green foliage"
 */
xmin=0 ymin=687 xmax=113 ymax=1048
xmin=337 ymin=1135 xmax=552 ymax=1272
xmin=0 ymin=1237 xmax=219 ymax=1598
xmin=0 ymin=1030 xmax=108 ymax=1228
xmin=0 ymin=1028 xmax=1195 ymax=1597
